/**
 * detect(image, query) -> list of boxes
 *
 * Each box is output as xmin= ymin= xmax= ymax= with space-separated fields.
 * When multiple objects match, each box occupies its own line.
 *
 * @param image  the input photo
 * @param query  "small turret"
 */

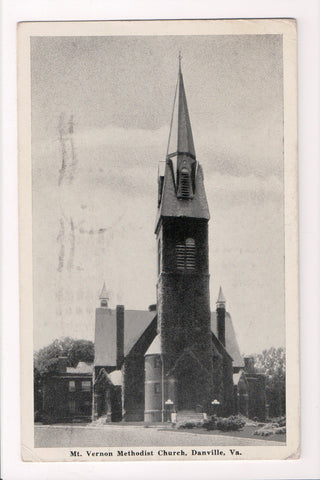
xmin=216 ymin=287 xmax=226 ymax=346
xmin=99 ymin=282 xmax=109 ymax=307
xmin=216 ymin=286 xmax=226 ymax=309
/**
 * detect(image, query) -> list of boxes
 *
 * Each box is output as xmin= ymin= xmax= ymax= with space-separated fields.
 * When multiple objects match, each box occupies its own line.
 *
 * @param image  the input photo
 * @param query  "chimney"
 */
xmin=216 ymin=286 xmax=226 ymax=346
xmin=244 ymin=356 xmax=255 ymax=373
xmin=116 ymin=305 xmax=124 ymax=369
xmin=57 ymin=356 xmax=68 ymax=373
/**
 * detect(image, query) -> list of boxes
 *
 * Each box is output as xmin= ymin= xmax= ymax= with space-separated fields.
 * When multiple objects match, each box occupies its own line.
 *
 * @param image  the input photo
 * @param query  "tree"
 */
xmin=34 ymin=337 xmax=94 ymax=376
xmin=253 ymin=347 xmax=286 ymax=418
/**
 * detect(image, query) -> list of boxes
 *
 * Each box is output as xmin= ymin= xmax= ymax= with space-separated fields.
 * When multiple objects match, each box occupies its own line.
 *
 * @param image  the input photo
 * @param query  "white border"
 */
xmin=18 ymin=18 xmax=298 ymax=463
xmin=2 ymin=1 xmax=320 ymax=479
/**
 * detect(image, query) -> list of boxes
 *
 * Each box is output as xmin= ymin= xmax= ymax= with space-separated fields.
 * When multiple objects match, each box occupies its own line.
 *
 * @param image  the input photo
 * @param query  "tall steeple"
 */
xmin=166 ymin=56 xmax=196 ymax=199
xmin=167 ymin=54 xmax=196 ymax=163
xmin=156 ymin=58 xmax=209 ymax=229
xmin=149 ymin=59 xmax=214 ymax=422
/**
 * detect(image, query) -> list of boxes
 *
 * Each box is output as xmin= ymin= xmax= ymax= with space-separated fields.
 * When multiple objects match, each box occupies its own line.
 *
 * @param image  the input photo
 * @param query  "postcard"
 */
xmin=18 ymin=18 xmax=299 ymax=461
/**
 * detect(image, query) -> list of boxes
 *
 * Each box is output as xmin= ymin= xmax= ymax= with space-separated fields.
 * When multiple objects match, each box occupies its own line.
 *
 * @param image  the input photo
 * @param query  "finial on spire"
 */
xmin=99 ymin=282 xmax=109 ymax=307
xmin=216 ymin=286 xmax=226 ymax=308
xmin=178 ymin=51 xmax=182 ymax=72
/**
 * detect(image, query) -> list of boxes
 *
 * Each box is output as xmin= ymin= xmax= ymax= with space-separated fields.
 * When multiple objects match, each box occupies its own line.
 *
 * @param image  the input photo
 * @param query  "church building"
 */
xmin=93 ymin=63 xmax=265 ymax=423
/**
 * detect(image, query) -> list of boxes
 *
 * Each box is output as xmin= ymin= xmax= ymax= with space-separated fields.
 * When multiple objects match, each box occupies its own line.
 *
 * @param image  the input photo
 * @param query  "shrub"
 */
xmin=254 ymin=429 xmax=273 ymax=436
xmin=275 ymin=426 xmax=286 ymax=434
xmin=276 ymin=416 xmax=286 ymax=427
xmin=254 ymin=421 xmax=286 ymax=436
xmin=204 ymin=415 xmax=245 ymax=432
xmin=215 ymin=416 xmax=246 ymax=432
xmin=178 ymin=421 xmax=196 ymax=429
xmin=266 ymin=416 xmax=286 ymax=427
xmin=203 ymin=417 xmax=217 ymax=431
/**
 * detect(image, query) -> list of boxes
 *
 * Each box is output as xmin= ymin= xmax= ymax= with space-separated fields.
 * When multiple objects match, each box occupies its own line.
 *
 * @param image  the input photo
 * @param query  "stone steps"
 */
xmin=175 ymin=410 xmax=205 ymax=425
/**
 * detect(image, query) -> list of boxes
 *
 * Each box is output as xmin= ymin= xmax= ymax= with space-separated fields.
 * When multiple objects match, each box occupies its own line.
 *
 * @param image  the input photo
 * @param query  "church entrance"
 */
xmin=178 ymin=380 xmax=197 ymax=410
xmin=171 ymin=350 xmax=211 ymax=413
xmin=177 ymin=371 xmax=207 ymax=411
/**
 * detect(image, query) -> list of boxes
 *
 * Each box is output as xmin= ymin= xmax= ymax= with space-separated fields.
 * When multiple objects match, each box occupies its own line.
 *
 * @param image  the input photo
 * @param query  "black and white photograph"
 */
xmin=18 ymin=19 xmax=299 ymax=461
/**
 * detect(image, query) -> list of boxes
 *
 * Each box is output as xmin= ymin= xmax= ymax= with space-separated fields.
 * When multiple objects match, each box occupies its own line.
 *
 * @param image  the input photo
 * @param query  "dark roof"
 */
xmin=155 ymin=66 xmax=209 ymax=230
xmin=216 ymin=286 xmax=226 ymax=304
xmin=211 ymin=311 xmax=244 ymax=368
xmin=155 ymin=162 xmax=210 ymax=231
xmin=211 ymin=332 xmax=233 ymax=361
xmin=167 ymin=66 xmax=195 ymax=160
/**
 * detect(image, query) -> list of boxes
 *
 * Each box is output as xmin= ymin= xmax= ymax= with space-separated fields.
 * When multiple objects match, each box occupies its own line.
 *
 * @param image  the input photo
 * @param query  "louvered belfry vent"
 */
xmin=179 ymin=168 xmax=192 ymax=198
xmin=185 ymin=238 xmax=196 ymax=270
xmin=176 ymin=238 xmax=196 ymax=271
xmin=176 ymin=242 xmax=185 ymax=270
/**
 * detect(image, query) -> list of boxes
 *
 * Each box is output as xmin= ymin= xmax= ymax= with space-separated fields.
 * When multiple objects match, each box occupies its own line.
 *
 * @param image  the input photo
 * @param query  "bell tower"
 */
xmin=155 ymin=59 xmax=213 ymax=413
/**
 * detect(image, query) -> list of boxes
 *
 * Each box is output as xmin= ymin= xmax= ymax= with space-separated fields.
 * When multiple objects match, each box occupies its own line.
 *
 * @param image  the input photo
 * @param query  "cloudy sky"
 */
xmin=31 ymin=34 xmax=284 ymax=355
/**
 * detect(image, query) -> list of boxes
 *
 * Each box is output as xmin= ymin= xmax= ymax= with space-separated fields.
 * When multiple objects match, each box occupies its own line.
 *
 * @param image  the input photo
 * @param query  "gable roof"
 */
xmin=94 ymin=308 xmax=155 ymax=367
xmin=109 ymin=369 xmax=122 ymax=386
xmin=126 ymin=315 xmax=158 ymax=358
xmin=95 ymin=306 xmax=243 ymax=369
xmin=166 ymin=348 xmax=211 ymax=378
xmin=145 ymin=334 xmax=161 ymax=356
xmin=211 ymin=332 xmax=233 ymax=361
xmin=66 ymin=362 xmax=93 ymax=374
xmin=124 ymin=310 xmax=156 ymax=356
xmin=233 ymin=370 xmax=248 ymax=386
xmin=211 ymin=311 xmax=244 ymax=368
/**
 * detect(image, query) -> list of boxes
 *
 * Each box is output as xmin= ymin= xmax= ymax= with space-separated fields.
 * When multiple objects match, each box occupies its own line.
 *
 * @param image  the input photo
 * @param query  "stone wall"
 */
xmin=156 ymin=217 xmax=213 ymax=412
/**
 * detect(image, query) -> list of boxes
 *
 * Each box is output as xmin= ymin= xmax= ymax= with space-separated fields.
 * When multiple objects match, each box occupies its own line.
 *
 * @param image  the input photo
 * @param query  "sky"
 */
xmin=31 ymin=34 xmax=284 ymax=355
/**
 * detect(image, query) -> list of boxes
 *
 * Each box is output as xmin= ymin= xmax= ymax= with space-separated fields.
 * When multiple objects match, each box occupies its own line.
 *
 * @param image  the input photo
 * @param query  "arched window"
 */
xmin=176 ymin=238 xmax=196 ymax=271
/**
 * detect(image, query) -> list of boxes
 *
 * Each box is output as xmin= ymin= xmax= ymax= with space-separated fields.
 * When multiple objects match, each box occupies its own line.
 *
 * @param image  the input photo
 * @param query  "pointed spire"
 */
xmin=99 ymin=282 xmax=109 ymax=307
xmin=155 ymin=59 xmax=210 ymax=229
xmin=167 ymin=56 xmax=196 ymax=163
xmin=216 ymin=286 xmax=226 ymax=308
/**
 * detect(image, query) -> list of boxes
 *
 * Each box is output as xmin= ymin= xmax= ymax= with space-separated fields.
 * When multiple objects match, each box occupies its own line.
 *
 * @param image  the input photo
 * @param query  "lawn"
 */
xmin=167 ymin=424 xmax=286 ymax=443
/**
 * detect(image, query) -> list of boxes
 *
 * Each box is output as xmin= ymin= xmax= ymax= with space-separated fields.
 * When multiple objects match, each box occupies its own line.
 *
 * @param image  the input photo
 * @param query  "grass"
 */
xmin=162 ymin=424 xmax=286 ymax=443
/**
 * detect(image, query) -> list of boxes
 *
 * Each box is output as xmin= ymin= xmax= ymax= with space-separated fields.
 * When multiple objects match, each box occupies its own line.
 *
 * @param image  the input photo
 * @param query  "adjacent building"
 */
xmin=40 ymin=357 xmax=93 ymax=423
